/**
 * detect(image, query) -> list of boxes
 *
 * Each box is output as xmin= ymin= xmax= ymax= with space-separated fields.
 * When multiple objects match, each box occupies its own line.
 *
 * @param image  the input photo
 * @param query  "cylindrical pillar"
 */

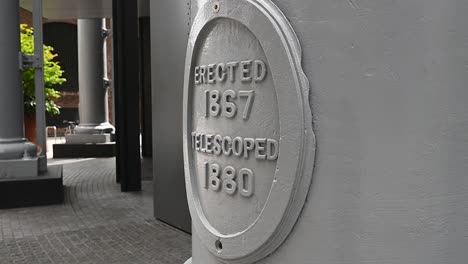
xmin=75 ymin=18 xmax=114 ymax=135
xmin=184 ymin=0 xmax=468 ymax=264
xmin=0 ymin=1 xmax=36 ymax=160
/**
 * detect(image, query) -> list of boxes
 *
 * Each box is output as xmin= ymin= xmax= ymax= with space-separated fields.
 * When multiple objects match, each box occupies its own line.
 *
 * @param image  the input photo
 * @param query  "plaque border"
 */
xmin=182 ymin=0 xmax=316 ymax=263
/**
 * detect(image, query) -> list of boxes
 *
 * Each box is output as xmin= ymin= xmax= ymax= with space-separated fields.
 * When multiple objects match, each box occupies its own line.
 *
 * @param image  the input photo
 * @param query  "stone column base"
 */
xmin=0 ymin=164 xmax=63 ymax=209
xmin=53 ymin=143 xmax=116 ymax=158
xmin=0 ymin=158 xmax=38 ymax=178
xmin=74 ymin=122 xmax=115 ymax=135
xmin=65 ymin=134 xmax=111 ymax=144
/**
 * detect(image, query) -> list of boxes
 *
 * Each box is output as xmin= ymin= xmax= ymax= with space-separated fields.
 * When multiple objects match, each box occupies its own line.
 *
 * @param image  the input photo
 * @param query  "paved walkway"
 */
xmin=0 ymin=158 xmax=191 ymax=264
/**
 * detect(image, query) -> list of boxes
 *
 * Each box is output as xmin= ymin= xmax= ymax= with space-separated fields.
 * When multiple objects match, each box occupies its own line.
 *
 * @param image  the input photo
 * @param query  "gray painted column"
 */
xmin=70 ymin=18 xmax=114 ymax=144
xmin=0 ymin=0 xmax=37 ymax=177
xmin=185 ymin=0 xmax=468 ymax=264
xmin=150 ymin=0 xmax=191 ymax=232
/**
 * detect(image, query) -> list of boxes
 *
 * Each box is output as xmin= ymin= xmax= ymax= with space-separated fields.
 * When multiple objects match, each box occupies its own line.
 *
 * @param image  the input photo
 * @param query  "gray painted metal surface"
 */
xmin=73 ymin=18 xmax=114 ymax=141
xmin=150 ymin=0 xmax=192 ymax=233
xmin=185 ymin=0 xmax=468 ymax=263
xmin=0 ymin=0 xmax=38 ymax=177
xmin=183 ymin=0 xmax=315 ymax=263
xmin=33 ymin=0 xmax=47 ymax=172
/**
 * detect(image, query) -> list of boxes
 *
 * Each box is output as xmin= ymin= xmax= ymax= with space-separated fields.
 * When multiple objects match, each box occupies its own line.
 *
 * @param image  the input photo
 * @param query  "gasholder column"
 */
xmin=69 ymin=18 xmax=114 ymax=144
xmin=184 ymin=0 xmax=468 ymax=264
xmin=0 ymin=0 xmax=38 ymax=178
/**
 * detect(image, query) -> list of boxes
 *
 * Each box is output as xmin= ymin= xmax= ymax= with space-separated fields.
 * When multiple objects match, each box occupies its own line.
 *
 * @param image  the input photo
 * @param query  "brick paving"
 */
xmin=0 ymin=158 xmax=191 ymax=264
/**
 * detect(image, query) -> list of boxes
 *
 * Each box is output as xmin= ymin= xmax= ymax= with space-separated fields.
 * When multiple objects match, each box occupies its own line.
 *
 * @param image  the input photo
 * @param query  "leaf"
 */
xmin=21 ymin=24 xmax=66 ymax=116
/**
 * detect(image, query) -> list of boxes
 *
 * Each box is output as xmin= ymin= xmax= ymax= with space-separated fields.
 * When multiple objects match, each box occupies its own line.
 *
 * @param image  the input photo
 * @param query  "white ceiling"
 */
xmin=20 ymin=0 xmax=113 ymax=19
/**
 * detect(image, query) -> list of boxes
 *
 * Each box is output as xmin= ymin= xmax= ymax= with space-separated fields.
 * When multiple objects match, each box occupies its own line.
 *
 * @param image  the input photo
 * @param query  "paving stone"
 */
xmin=0 ymin=158 xmax=191 ymax=264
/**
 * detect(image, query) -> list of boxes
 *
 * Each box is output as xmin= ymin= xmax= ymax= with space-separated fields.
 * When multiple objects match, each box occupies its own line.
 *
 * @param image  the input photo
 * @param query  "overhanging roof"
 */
xmin=19 ymin=0 xmax=112 ymax=19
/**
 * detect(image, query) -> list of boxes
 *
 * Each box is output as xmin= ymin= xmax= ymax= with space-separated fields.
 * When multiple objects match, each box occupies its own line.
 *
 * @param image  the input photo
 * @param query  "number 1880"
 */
xmin=202 ymin=162 xmax=254 ymax=197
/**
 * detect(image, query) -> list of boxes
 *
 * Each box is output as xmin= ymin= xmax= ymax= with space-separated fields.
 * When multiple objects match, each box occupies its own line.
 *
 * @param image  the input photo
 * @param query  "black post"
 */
xmin=112 ymin=0 xmax=141 ymax=191
xmin=140 ymin=17 xmax=153 ymax=158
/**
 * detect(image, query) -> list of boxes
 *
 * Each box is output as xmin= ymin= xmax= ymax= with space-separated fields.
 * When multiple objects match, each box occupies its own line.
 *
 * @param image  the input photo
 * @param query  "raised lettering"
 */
xmin=209 ymin=90 xmax=221 ymax=116
xmin=202 ymin=162 xmax=255 ymax=197
xmin=222 ymin=166 xmax=237 ymax=195
xmin=192 ymin=132 xmax=279 ymax=161
xmin=195 ymin=133 xmax=201 ymax=151
xmin=226 ymin=62 xmax=238 ymax=82
xmin=239 ymin=168 xmax=254 ymax=197
xmin=199 ymin=65 xmax=206 ymax=84
xmin=232 ymin=137 xmax=243 ymax=157
xmin=206 ymin=134 xmax=214 ymax=154
xmin=243 ymin=138 xmax=255 ymax=159
xmin=216 ymin=63 xmax=227 ymax=82
xmin=266 ymin=139 xmax=278 ymax=160
xmin=200 ymin=133 xmax=206 ymax=152
xmin=209 ymin=163 xmax=221 ymax=191
xmin=207 ymin=64 xmax=216 ymax=84
xmin=222 ymin=90 xmax=237 ymax=118
xmin=194 ymin=66 xmax=200 ymax=84
xmin=255 ymin=138 xmax=267 ymax=159
xmin=203 ymin=90 xmax=210 ymax=117
xmin=254 ymin=60 xmax=266 ymax=82
xmin=238 ymin=90 xmax=255 ymax=120
xmin=222 ymin=136 xmax=232 ymax=156
xmin=241 ymin=60 xmax=252 ymax=82
xmin=202 ymin=162 xmax=209 ymax=189
xmin=191 ymin=132 xmax=196 ymax=149
xmin=213 ymin=135 xmax=222 ymax=155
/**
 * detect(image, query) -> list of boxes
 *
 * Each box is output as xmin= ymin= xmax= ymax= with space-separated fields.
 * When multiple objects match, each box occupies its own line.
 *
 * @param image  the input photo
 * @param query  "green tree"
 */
xmin=21 ymin=24 xmax=66 ymax=116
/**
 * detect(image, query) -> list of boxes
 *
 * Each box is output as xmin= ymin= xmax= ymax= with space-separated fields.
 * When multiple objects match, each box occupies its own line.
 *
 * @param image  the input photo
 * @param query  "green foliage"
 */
xmin=21 ymin=24 xmax=66 ymax=116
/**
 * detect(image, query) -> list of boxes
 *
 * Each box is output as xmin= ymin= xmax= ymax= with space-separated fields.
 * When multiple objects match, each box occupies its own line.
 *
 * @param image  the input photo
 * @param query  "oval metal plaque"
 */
xmin=183 ymin=0 xmax=316 ymax=263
